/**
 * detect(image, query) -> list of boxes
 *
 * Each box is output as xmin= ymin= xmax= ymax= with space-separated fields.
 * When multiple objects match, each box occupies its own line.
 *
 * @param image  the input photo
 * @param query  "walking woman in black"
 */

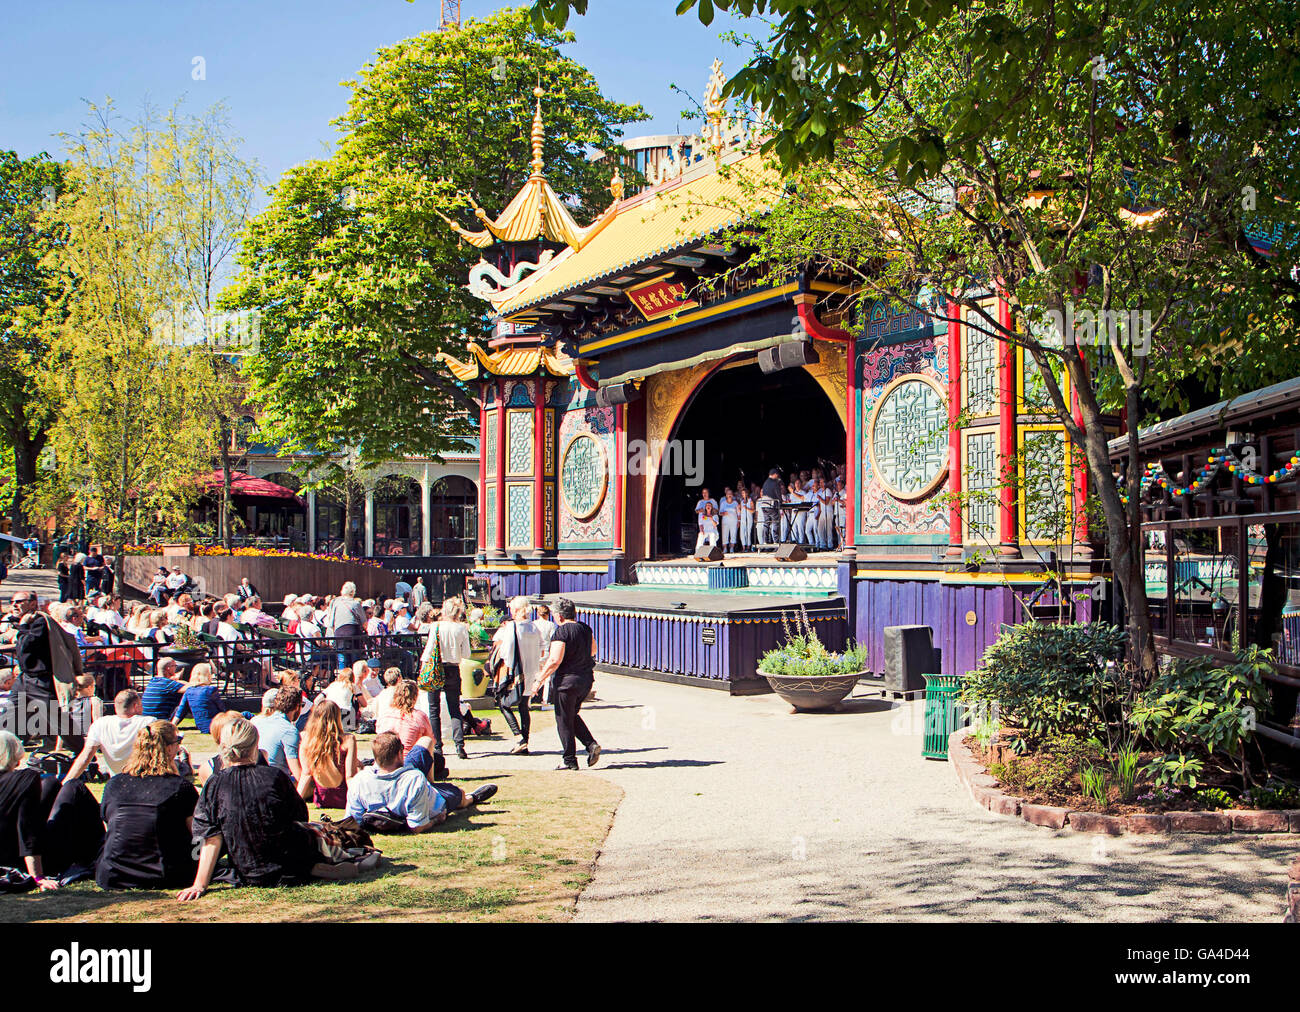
xmin=69 ymin=553 xmax=86 ymax=601
xmin=533 ymin=598 xmax=602 ymax=771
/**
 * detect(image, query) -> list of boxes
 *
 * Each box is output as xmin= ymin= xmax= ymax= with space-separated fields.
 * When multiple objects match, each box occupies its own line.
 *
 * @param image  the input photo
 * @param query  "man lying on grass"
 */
xmin=346 ymin=731 xmax=497 ymax=833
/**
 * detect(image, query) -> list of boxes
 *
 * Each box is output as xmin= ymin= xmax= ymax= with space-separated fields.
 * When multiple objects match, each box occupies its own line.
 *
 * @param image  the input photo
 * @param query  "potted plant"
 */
xmin=160 ymin=623 xmax=209 ymax=668
xmin=758 ymin=607 xmax=868 ymax=712
xmin=469 ymin=605 xmax=504 ymax=647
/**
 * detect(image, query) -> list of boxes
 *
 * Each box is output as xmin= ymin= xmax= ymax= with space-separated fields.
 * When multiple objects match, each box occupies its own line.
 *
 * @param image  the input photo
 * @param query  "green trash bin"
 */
xmin=921 ymin=673 xmax=965 ymax=760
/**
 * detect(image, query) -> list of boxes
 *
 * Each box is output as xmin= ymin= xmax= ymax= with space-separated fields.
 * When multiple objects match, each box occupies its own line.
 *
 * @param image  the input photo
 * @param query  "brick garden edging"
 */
xmin=948 ymin=730 xmax=1300 ymax=837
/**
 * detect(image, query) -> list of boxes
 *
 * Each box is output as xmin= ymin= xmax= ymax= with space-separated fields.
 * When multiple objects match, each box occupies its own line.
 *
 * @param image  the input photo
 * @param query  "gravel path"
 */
xmin=469 ymin=671 xmax=1292 ymax=922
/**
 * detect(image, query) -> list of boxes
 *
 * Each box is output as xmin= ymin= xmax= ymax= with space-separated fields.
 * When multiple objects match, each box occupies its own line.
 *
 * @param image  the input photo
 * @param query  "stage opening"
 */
xmin=652 ymin=361 xmax=845 ymax=557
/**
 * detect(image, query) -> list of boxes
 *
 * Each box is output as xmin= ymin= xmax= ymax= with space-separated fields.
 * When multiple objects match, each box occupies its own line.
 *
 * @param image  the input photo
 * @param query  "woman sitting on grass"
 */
xmin=178 ymin=717 xmax=374 ymax=901
xmin=96 ymin=720 xmax=198 ymax=890
xmin=171 ymin=663 xmax=227 ymax=734
xmin=296 ymin=700 xmax=359 ymax=810
xmin=375 ymin=679 xmax=433 ymax=759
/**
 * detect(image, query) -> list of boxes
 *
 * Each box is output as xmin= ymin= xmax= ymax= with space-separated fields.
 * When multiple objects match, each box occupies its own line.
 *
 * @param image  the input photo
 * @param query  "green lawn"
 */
xmin=0 ymin=717 xmax=622 ymax=923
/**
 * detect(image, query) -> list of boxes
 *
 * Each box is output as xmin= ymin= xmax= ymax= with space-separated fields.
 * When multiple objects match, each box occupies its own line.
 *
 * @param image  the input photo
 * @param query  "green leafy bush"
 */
xmin=1244 ymin=779 xmax=1300 ymax=810
xmin=1130 ymin=646 xmax=1272 ymax=789
xmin=1195 ymin=787 xmax=1234 ymax=810
xmin=1144 ymin=752 xmax=1205 ymax=788
xmin=961 ymin=622 xmax=1126 ymax=751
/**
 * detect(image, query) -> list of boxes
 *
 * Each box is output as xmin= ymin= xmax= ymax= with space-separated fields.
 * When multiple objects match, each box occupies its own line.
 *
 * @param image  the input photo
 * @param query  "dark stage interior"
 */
xmin=653 ymin=361 xmax=845 ymax=557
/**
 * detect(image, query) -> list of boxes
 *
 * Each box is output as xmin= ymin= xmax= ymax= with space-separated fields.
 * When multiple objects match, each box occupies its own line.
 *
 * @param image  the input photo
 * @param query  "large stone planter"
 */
xmin=760 ymin=669 xmax=863 ymax=712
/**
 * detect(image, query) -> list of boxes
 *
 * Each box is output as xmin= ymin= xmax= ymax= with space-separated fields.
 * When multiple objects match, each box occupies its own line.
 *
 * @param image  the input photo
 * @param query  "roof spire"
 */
xmin=531 ymin=86 xmax=546 ymax=176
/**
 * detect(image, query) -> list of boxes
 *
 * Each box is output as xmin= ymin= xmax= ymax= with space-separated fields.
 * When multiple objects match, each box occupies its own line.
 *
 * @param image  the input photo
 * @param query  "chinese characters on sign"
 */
xmin=627 ymin=274 xmax=700 ymax=322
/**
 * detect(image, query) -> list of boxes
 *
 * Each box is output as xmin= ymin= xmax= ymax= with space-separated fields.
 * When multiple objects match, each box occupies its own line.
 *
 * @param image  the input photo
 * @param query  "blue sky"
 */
xmin=1 ymin=0 xmax=755 ymax=189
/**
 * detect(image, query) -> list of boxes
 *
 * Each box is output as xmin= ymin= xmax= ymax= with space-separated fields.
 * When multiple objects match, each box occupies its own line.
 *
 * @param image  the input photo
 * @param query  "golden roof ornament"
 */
xmin=530 ymin=86 xmax=546 ymax=176
xmin=610 ymin=166 xmax=625 ymax=202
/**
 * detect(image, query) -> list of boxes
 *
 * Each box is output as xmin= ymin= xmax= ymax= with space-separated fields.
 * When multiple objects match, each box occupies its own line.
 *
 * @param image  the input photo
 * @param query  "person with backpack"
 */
xmin=488 ymin=596 xmax=544 ymax=756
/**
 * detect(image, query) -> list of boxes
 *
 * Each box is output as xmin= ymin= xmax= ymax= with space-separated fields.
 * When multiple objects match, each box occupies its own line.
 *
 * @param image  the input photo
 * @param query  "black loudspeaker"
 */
xmin=883 ymin=625 xmax=937 ymax=694
xmin=773 ymin=543 xmax=807 ymax=562
xmin=596 ymin=381 xmax=641 ymax=407
xmin=758 ymin=339 xmax=820 ymax=374
xmin=693 ymin=545 xmax=724 ymax=562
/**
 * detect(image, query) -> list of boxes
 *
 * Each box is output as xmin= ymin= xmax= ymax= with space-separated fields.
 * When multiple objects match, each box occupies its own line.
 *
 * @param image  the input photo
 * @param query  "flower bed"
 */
xmin=950 ymin=731 xmax=1300 ymax=835
xmin=120 ymin=544 xmax=384 ymax=568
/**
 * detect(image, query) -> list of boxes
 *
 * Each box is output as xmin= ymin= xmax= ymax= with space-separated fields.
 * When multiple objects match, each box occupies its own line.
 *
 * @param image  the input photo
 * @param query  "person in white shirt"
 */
xmin=718 ymin=487 xmax=741 ymax=553
xmin=422 ymin=598 xmax=472 ymax=760
xmin=696 ymin=503 xmax=720 ymax=551
xmin=489 ymin=596 xmax=544 ymax=755
xmin=62 ymin=689 xmax=152 ymax=782
xmin=392 ymin=602 xmax=414 ymax=634
xmin=694 ymin=487 xmax=718 ymax=527
xmin=738 ymin=487 xmax=755 ymax=550
xmin=814 ymin=478 xmax=835 ymax=550
xmin=164 ymin=567 xmax=188 ymax=598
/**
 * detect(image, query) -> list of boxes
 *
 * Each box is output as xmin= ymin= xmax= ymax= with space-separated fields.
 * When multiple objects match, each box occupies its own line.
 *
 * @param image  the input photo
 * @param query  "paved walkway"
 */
xmin=465 ymin=671 xmax=1292 ymax=922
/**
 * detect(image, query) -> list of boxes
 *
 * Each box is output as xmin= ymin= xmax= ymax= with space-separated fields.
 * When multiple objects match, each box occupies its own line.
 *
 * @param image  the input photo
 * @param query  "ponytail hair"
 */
xmin=123 ymin=720 xmax=182 ymax=777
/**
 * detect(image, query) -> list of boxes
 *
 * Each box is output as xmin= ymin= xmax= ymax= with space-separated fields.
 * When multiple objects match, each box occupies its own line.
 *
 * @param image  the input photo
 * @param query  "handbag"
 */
xmin=0 ymin=867 xmax=36 ymax=894
xmin=416 ymin=629 xmax=444 ymax=693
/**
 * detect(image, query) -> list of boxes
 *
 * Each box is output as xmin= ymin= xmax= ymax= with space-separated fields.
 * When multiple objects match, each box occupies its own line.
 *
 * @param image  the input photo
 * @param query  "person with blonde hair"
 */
xmin=423 ymin=598 xmax=472 ymax=760
xmin=296 ymin=700 xmax=359 ymax=809
xmin=171 ymin=662 xmax=228 ymax=734
xmin=179 ymin=716 xmax=368 ymax=900
xmin=376 ymin=679 xmax=433 ymax=758
xmin=96 ymin=720 xmax=198 ymax=889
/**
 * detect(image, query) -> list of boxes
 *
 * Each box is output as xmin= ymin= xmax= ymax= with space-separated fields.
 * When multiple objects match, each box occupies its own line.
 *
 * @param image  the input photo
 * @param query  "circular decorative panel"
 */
xmin=868 ymin=374 xmax=949 ymax=500
xmin=560 ymin=432 xmax=609 ymax=521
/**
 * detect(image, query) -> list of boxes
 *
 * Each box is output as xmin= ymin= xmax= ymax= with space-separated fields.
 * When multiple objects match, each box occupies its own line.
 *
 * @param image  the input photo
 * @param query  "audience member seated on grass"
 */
xmin=179 ymin=717 xmax=373 ymax=900
xmin=142 ymin=658 xmax=188 ymax=720
xmin=170 ymin=663 xmax=227 ymax=734
xmin=322 ymin=667 xmax=367 ymax=724
xmin=60 ymin=673 xmax=102 ymax=756
xmin=0 ymin=730 xmax=104 ymax=889
xmin=64 ymin=690 xmax=151 ymax=782
xmin=375 ymin=679 xmax=433 ymax=758
xmin=366 ymin=667 xmax=403 ymax=723
xmin=356 ymin=659 xmax=383 ymax=701
xmin=345 ymin=731 xmax=496 ymax=833
xmin=95 ymin=720 xmax=198 ymax=890
xmin=198 ymin=712 xmax=268 ymax=785
xmin=296 ymin=700 xmax=359 ymax=810
xmin=251 ymin=686 xmax=302 ymax=780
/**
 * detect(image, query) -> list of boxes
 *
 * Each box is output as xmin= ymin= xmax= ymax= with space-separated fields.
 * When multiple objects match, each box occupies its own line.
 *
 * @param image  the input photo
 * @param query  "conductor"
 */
xmin=759 ymin=467 xmax=784 ymax=545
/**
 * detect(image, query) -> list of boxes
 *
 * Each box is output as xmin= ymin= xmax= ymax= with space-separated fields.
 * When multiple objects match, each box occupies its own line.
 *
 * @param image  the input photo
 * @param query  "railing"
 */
xmin=33 ymin=627 xmax=432 ymax=704
xmin=197 ymin=532 xmax=310 ymax=552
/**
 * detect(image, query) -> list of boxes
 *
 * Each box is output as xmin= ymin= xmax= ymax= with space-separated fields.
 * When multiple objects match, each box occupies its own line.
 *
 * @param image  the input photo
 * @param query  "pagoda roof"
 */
xmin=436 ymin=342 xmax=573 ymax=381
xmin=440 ymin=87 xmax=621 ymax=253
xmin=493 ymin=148 xmax=779 ymax=318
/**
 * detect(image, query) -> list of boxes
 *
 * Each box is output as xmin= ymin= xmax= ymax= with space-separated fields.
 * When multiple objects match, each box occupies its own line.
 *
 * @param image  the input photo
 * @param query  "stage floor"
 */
xmin=559 ymin=586 xmax=844 ymax=617
xmin=652 ymin=549 xmax=841 ymax=566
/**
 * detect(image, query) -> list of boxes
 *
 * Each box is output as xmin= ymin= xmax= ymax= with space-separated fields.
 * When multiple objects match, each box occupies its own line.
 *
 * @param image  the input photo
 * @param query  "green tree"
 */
xmin=0 ymin=151 xmax=69 ymax=536
xmin=222 ymin=7 xmax=646 ymax=471
xmin=538 ymin=0 xmax=1300 ymax=673
xmin=30 ymin=103 xmax=220 ymax=544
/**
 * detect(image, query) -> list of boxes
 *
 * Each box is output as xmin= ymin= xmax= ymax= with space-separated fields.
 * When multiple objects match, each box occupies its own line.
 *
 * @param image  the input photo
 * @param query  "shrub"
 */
xmin=1195 ymin=787 xmax=1234 ymax=811
xmin=1130 ymin=646 xmax=1273 ymax=789
xmin=1244 ymin=779 xmax=1300 ymax=810
xmin=961 ymin=621 xmax=1126 ymax=751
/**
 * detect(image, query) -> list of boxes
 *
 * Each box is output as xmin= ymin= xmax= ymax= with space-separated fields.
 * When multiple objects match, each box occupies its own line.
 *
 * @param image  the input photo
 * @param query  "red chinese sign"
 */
xmin=626 ymin=274 xmax=699 ymax=322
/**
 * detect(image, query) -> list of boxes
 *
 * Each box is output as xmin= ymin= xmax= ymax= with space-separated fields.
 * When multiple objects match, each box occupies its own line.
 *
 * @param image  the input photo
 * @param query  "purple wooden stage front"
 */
xmin=559 ymin=588 xmax=848 ymax=693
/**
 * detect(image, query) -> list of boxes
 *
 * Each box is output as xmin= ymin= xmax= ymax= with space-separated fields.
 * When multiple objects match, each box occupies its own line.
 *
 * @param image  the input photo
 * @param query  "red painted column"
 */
xmin=844 ymin=333 xmax=857 ymax=556
xmin=997 ymin=295 xmax=1020 ymax=556
xmin=614 ymin=403 xmax=626 ymax=553
xmin=1071 ymin=365 xmax=1091 ymax=553
xmin=495 ymin=377 xmax=506 ymax=555
xmin=477 ymin=386 xmax=487 ymax=555
xmin=533 ymin=377 xmax=545 ymax=553
xmin=946 ymin=299 xmax=963 ymax=558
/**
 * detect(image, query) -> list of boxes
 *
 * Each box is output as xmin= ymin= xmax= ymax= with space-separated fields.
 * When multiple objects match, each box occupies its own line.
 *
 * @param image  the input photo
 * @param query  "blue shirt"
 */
xmin=251 ymin=713 xmax=300 ymax=774
xmin=172 ymin=685 xmax=225 ymax=734
xmin=345 ymin=765 xmax=443 ymax=830
xmin=142 ymin=676 xmax=186 ymax=720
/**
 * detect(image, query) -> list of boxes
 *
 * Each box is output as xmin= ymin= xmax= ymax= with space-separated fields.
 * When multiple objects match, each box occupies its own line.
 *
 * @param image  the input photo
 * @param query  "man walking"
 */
xmin=533 ymin=598 xmax=601 ymax=771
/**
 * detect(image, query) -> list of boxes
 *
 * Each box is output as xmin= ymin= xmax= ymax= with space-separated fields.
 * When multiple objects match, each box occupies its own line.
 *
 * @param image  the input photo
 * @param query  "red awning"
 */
xmin=192 ymin=470 xmax=303 ymax=502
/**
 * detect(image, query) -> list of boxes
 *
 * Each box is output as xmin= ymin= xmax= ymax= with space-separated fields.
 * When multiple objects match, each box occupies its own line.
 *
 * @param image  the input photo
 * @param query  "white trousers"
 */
xmin=695 ymin=530 xmax=718 ymax=551
xmin=721 ymin=512 xmax=739 ymax=547
xmin=739 ymin=510 xmax=753 ymax=548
